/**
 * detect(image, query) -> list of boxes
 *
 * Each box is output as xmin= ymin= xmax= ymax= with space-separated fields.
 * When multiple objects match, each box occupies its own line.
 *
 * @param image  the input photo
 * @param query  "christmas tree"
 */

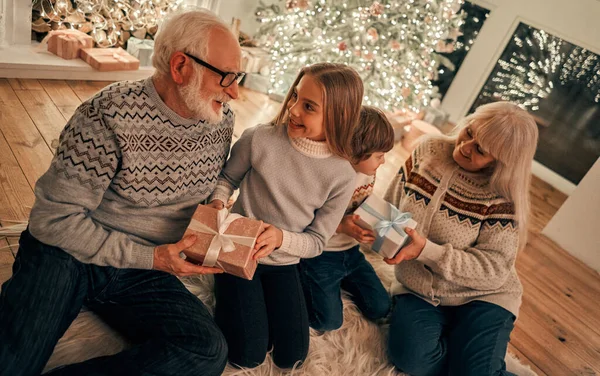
xmin=254 ymin=0 xmax=466 ymax=112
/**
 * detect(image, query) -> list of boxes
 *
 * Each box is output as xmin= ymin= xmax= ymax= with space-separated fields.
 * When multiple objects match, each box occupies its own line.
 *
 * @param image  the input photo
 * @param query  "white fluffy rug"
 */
xmin=41 ymin=249 xmax=536 ymax=376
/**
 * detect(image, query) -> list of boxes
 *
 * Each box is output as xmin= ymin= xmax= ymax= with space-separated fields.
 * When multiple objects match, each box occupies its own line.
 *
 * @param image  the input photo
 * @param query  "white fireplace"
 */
xmin=0 ymin=0 xmax=220 ymax=80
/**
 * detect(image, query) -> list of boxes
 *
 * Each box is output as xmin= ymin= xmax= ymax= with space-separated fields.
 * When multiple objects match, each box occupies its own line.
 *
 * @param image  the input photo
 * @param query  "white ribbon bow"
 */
xmin=187 ymin=209 xmax=256 ymax=267
xmin=111 ymin=51 xmax=128 ymax=62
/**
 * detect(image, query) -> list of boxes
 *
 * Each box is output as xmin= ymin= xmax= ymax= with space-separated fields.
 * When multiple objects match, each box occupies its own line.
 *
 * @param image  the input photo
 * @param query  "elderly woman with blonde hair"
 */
xmin=384 ymin=102 xmax=539 ymax=376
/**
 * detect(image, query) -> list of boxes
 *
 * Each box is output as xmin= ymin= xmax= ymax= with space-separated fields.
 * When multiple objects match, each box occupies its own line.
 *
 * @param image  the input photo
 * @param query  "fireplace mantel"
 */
xmin=0 ymin=0 xmax=219 ymax=80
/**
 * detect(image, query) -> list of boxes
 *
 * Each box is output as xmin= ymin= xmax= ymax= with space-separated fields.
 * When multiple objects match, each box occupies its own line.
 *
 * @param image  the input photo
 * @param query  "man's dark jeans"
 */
xmin=0 ymin=229 xmax=227 ymax=376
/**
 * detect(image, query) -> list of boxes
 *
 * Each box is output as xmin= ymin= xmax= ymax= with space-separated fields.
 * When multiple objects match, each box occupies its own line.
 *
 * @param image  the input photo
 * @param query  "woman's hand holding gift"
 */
xmin=384 ymin=227 xmax=426 ymax=265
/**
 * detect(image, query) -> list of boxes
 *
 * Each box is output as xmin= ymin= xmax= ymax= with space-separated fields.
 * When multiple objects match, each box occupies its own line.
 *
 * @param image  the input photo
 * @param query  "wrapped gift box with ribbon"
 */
xmin=182 ymin=205 xmax=263 ymax=280
xmin=241 ymin=46 xmax=270 ymax=73
xmin=45 ymin=29 xmax=94 ymax=60
xmin=126 ymin=37 xmax=154 ymax=66
xmin=79 ymin=47 xmax=140 ymax=72
xmin=242 ymin=73 xmax=271 ymax=94
xmin=354 ymin=195 xmax=417 ymax=259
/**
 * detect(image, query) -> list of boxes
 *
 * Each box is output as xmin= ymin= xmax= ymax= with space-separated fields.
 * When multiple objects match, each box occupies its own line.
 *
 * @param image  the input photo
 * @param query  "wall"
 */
xmin=1 ymin=0 xmax=32 ymax=46
xmin=439 ymin=0 xmax=600 ymax=269
xmin=542 ymin=158 xmax=600 ymax=272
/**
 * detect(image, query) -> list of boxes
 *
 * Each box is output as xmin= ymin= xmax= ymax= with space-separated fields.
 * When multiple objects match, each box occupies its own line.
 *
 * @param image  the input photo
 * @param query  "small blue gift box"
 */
xmin=354 ymin=195 xmax=417 ymax=259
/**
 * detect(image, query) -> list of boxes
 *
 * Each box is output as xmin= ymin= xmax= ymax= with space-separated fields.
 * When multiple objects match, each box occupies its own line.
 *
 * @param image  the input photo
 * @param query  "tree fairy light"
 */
xmin=255 ymin=0 xmax=465 ymax=112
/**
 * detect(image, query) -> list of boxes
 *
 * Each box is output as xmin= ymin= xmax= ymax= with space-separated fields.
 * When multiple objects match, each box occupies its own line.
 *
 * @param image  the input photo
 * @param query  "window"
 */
xmin=470 ymin=22 xmax=600 ymax=184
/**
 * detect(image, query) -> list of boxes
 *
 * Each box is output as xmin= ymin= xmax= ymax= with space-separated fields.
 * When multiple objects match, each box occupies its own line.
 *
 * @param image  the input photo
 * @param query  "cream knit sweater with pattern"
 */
xmin=384 ymin=138 xmax=523 ymax=317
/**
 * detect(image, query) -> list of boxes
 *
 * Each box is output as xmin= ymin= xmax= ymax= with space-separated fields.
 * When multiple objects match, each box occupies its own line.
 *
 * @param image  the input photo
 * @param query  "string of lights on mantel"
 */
xmin=32 ymin=0 xmax=183 ymax=47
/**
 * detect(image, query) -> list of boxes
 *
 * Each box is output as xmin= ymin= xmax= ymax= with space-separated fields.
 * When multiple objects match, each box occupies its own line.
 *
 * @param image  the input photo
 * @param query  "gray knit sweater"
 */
xmin=29 ymin=78 xmax=234 ymax=270
xmin=211 ymin=124 xmax=356 ymax=265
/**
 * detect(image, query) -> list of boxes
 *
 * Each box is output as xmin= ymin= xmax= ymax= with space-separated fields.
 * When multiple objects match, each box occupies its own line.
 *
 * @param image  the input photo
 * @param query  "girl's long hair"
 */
xmin=272 ymin=63 xmax=364 ymax=161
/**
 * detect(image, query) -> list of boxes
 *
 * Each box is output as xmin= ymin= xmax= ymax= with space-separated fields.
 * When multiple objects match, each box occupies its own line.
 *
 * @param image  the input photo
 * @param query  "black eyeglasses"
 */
xmin=184 ymin=53 xmax=245 ymax=88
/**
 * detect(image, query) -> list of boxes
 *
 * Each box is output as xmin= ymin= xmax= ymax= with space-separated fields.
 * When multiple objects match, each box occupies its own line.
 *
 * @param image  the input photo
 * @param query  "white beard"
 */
xmin=178 ymin=70 xmax=225 ymax=124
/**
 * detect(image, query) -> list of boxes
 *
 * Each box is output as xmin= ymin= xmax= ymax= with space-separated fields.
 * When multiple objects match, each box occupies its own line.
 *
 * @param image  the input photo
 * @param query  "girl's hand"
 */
xmin=253 ymin=223 xmax=283 ymax=260
xmin=339 ymin=214 xmax=376 ymax=244
xmin=384 ymin=227 xmax=426 ymax=265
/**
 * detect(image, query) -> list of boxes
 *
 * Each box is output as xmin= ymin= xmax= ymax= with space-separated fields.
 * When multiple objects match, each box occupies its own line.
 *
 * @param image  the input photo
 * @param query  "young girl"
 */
xmin=384 ymin=102 xmax=538 ymax=376
xmin=209 ymin=63 xmax=364 ymax=369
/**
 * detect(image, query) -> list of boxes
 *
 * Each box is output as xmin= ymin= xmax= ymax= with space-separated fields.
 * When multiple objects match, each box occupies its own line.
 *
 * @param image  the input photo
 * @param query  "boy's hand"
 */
xmin=253 ymin=223 xmax=283 ymax=260
xmin=339 ymin=214 xmax=376 ymax=244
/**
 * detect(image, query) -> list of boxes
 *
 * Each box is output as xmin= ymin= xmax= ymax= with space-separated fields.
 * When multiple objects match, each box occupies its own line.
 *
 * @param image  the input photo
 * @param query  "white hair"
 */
xmin=152 ymin=9 xmax=234 ymax=77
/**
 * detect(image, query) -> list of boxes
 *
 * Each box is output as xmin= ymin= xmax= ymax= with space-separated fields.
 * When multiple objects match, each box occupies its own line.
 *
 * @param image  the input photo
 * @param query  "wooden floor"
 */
xmin=0 ymin=79 xmax=598 ymax=375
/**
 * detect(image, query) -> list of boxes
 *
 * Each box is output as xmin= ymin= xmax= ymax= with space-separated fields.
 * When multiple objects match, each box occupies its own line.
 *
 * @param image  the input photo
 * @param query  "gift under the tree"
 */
xmin=242 ymin=73 xmax=271 ymax=94
xmin=79 ymin=47 xmax=140 ymax=72
xmin=402 ymin=120 xmax=442 ymax=153
xmin=422 ymin=105 xmax=450 ymax=128
xmin=354 ymin=195 xmax=417 ymax=259
xmin=126 ymin=37 xmax=154 ymax=66
xmin=386 ymin=112 xmax=413 ymax=143
xmin=182 ymin=206 xmax=263 ymax=280
xmin=241 ymin=46 xmax=270 ymax=73
xmin=46 ymin=29 xmax=94 ymax=60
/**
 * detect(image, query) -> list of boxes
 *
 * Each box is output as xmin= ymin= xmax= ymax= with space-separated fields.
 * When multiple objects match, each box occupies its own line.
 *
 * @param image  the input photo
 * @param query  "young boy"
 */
xmin=299 ymin=106 xmax=395 ymax=331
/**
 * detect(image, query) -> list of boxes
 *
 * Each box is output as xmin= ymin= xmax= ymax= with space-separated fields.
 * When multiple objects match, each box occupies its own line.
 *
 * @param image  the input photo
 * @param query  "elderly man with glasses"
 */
xmin=0 ymin=10 xmax=243 ymax=376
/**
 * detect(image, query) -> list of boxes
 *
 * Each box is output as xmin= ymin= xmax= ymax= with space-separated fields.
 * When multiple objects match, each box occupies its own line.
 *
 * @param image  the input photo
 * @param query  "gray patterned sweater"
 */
xmin=28 ymin=78 xmax=234 ymax=270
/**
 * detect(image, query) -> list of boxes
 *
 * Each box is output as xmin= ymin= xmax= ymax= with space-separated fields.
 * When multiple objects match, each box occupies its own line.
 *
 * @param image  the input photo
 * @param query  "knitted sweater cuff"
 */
xmin=210 ymin=180 xmax=234 ymax=205
xmin=130 ymin=242 xmax=156 ymax=270
xmin=280 ymin=229 xmax=294 ymax=254
xmin=417 ymin=240 xmax=444 ymax=267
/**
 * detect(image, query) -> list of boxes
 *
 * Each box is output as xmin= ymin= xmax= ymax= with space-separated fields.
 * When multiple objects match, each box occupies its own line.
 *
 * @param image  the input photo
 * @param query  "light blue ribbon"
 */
xmin=360 ymin=203 xmax=412 ymax=251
